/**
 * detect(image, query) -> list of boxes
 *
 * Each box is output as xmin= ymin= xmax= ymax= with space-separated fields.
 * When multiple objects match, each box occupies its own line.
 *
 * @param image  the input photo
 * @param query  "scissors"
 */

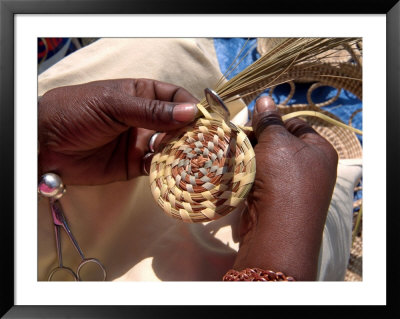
xmin=39 ymin=173 xmax=106 ymax=281
xmin=47 ymin=199 xmax=107 ymax=281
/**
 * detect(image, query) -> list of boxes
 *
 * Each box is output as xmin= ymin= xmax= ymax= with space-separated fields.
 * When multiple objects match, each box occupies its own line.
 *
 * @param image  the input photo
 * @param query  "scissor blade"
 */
xmin=50 ymin=199 xmax=65 ymax=226
xmin=54 ymin=224 xmax=63 ymax=267
xmin=51 ymin=200 xmax=85 ymax=259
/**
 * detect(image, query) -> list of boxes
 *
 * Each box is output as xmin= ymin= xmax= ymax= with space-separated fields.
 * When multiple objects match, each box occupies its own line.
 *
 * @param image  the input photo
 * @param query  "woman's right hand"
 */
xmin=38 ymin=78 xmax=198 ymax=185
xmin=234 ymin=96 xmax=338 ymax=280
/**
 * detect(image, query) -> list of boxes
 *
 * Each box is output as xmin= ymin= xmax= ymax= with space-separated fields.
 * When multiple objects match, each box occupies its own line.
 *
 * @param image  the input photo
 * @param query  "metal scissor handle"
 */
xmin=47 ymin=200 xmax=107 ymax=281
xmin=48 ymin=265 xmax=78 ymax=281
xmin=39 ymin=173 xmax=107 ymax=281
xmin=76 ymin=258 xmax=107 ymax=281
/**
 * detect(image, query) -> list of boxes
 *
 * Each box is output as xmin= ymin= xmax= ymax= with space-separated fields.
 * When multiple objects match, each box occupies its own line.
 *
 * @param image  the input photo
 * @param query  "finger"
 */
xmin=97 ymin=86 xmax=198 ymax=131
xmin=284 ymin=117 xmax=334 ymax=150
xmin=86 ymin=78 xmax=199 ymax=104
xmin=238 ymin=201 xmax=256 ymax=241
xmin=251 ymin=96 xmax=287 ymax=140
xmin=134 ymin=129 xmax=166 ymax=154
xmin=284 ymin=117 xmax=319 ymax=139
xmin=284 ymin=117 xmax=338 ymax=165
xmin=84 ymin=79 xmax=199 ymax=131
xmin=152 ymin=80 xmax=199 ymax=104
xmin=133 ymin=78 xmax=199 ymax=104
xmin=241 ymin=120 xmax=257 ymax=146
xmin=141 ymin=152 xmax=154 ymax=176
xmin=136 ymin=130 xmax=167 ymax=177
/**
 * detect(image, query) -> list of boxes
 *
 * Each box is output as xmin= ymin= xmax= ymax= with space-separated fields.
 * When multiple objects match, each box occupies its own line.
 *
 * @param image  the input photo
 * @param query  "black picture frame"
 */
xmin=1 ymin=0 xmax=399 ymax=317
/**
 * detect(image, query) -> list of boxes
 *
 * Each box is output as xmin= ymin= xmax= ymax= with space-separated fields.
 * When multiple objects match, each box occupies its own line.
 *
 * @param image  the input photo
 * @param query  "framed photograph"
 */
xmin=1 ymin=0 xmax=398 ymax=317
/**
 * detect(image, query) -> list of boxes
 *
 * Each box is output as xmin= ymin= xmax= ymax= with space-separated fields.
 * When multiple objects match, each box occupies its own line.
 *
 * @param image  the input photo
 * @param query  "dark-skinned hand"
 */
xmin=38 ymin=79 xmax=198 ymax=185
xmin=39 ymin=80 xmax=337 ymax=280
xmin=234 ymin=96 xmax=338 ymax=280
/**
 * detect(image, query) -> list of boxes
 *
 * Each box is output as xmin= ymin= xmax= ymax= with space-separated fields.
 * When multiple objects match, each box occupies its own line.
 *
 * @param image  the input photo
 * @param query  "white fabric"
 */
xmin=317 ymin=159 xmax=362 ymax=280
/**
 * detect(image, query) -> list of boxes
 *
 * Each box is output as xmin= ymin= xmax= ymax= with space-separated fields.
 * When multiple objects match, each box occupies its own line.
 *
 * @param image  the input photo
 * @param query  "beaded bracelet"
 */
xmin=222 ymin=268 xmax=296 ymax=281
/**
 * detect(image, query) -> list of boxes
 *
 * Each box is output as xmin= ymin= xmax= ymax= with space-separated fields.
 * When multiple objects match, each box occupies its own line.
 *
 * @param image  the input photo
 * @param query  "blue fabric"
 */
xmin=213 ymin=38 xmax=363 ymax=206
xmin=213 ymin=38 xmax=362 ymax=145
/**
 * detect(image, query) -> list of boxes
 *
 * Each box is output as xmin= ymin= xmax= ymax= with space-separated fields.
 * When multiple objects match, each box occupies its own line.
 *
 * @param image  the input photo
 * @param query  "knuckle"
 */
xmin=285 ymin=118 xmax=316 ymax=136
xmin=328 ymin=144 xmax=339 ymax=165
xmin=319 ymin=136 xmax=339 ymax=162
xmin=114 ymin=78 xmax=137 ymax=95
xmin=134 ymin=78 xmax=155 ymax=98
xmin=319 ymin=139 xmax=339 ymax=171
xmin=134 ymin=79 xmax=148 ymax=96
xmin=253 ymin=112 xmax=285 ymax=139
xmin=144 ymin=99 xmax=173 ymax=124
xmin=173 ymin=87 xmax=194 ymax=102
xmin=97 ymin=85 xmax=114 ymax=100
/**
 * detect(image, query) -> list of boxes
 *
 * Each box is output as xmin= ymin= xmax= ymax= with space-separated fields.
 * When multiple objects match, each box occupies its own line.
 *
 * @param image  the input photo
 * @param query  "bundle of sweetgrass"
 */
xmin=203 ymin=37 xmax=362 ymax=134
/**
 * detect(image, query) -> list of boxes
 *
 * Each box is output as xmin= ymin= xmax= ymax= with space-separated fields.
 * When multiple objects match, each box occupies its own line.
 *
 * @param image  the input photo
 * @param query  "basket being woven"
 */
xmin=149 ymin=107 xmax=256 ymax=223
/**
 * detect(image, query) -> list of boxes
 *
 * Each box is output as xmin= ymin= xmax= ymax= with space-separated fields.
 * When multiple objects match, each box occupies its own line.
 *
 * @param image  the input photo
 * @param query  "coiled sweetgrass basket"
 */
xmin=149 ymin=112 xmax=255 ymax=223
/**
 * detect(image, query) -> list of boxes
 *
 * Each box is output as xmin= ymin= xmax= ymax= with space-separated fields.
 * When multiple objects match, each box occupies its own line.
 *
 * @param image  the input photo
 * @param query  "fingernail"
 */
xmin=256 ymin=96 xmax=277 ymax=113
xmin=173 ymin=104 xmax=198 ymax=122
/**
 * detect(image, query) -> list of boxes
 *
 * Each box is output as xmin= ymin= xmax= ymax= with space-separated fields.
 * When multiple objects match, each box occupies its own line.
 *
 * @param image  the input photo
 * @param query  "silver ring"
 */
xmin=142 ymin=152 xmax=154 ymax=176
xmin=148 ymin=132 xmax=161 ymax=153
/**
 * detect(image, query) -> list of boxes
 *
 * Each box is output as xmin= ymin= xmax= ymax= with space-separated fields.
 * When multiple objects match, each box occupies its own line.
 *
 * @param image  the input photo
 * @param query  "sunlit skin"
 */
xmin=38 ymin=79 xmax=198 ymax=185
xmin=38 ymin=80 xmax=338 ymax=280
xmin=236 ymin=96 xmax=338 ymax=280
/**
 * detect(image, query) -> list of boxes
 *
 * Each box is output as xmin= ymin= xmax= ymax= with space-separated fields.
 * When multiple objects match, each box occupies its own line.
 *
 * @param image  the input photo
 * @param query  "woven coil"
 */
xmin=149 ymin=113 xmax=256 ymax=223
xmin=279 ymin=104 xmax=362 ymax=160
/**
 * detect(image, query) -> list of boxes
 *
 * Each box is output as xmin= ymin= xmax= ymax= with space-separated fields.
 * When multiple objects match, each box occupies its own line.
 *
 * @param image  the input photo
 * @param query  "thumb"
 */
xmin=251 ymin=96 xmax=287 ymax=140
xmin=104 ymin=89 xmax=199 ymax=131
